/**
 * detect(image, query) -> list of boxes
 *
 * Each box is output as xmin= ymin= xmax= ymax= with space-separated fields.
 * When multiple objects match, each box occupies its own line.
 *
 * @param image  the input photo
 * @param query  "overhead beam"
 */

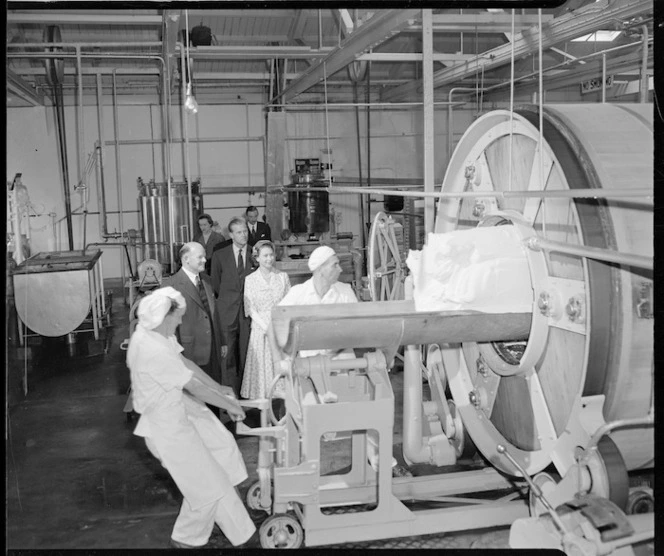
xmin=6 ymin=67 xmax=45 ymax=106
xmin=357 ymin=52 xmax=474 ymax=62
xmin=15 ymin=67 xmax=161 ymax=75
xmin=406 ymin=13 xmax=553 ymax=34
xmin=484 ymin=49 xmax=651 ymax=97
xmin=382 ymin=0 xmax=653 ymax=101
xmin=7 ymin=13 xmax=163 ymax=25
xmin=189 ymin=45 xmax=334 ymax=60
xmin=273 ymin=9 xmax=421 ymax=103
xmin=288 ymin=9 xmax=308 ymax=43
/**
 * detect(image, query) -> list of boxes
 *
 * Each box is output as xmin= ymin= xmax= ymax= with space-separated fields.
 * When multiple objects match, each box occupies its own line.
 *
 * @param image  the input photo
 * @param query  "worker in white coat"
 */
xmin=278 ymin=246 xmax=412 ymax=478
xmin=127 ymin=286 xmax=256 ymax=549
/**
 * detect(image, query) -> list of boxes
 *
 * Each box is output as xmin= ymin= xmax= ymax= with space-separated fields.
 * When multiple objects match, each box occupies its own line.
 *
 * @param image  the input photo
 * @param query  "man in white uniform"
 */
xmin=279 ymin=246 xmax=411 ymax=478
xmin=127 ymin=287 xmax=256 ymax=549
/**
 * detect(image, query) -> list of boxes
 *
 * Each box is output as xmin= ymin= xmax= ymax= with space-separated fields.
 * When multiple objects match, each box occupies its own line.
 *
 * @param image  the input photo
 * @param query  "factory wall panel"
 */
xmin=8 ymin=101 xmax=475 ymax=278
xmin=7 ymin=103 xmax=266 ymax=279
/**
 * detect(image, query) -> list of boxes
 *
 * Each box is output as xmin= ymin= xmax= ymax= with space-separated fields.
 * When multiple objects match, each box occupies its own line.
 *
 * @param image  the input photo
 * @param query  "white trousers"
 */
xmin=171 ymin=489 xmax=256 ymax=547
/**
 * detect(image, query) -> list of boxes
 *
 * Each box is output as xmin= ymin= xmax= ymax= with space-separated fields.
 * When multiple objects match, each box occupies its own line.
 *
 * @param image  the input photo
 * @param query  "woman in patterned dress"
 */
xmin=240 ymin=240 xmax=290 ymax=400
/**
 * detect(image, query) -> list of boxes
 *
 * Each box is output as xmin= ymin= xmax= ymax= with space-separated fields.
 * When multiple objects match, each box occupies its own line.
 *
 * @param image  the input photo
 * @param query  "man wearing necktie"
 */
xmin=211 ymin=217 xmax=256 ymax=396
xmin=245 ymin=205 xmax=271 ymax=247
xmin=163 ymin=243 xmax=226 ymax=387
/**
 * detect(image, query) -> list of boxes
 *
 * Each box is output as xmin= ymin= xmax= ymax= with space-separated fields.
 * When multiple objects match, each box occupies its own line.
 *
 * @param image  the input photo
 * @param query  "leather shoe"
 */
xmin=169 ymin=538 xmax=203 ymax=549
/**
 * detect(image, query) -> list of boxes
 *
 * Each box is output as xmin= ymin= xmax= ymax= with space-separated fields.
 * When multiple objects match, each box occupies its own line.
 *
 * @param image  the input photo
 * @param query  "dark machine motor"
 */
xmin=287 ymin=170 xmax=329 ymax=236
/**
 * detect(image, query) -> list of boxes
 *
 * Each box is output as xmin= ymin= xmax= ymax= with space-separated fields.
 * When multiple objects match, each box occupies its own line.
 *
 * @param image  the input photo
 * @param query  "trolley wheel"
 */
xmin=246 ymin=481 xmax=270 ymax=518
xmin=626 ymin=486 xmax=654 ymax=515
xmin=259 ymin=513 xmax=304 ymax=549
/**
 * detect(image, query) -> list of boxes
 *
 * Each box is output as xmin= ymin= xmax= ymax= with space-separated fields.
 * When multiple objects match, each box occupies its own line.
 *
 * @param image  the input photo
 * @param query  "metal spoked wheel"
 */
xmin=259 ymin=513 xmax=304 ymax=549
xmin=246 ymin=480 xmax=270 ymax=519
xmin=367 ymin=211 xmax=405 ymax=301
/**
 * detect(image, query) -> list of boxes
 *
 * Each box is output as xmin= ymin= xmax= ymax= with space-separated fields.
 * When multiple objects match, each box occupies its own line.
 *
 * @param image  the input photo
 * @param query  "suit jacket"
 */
xmin=210 ymin=244 xmax=257 ymax=328
xmin=247 ymin=221 xmax=271 ymax=247
xmin=194 ymin=231 xmax=227 ymax=274
xmin=162 ymin=269 xmax=223 ymax=365
xmin=212 ymin=238 xmax=233 ymax=254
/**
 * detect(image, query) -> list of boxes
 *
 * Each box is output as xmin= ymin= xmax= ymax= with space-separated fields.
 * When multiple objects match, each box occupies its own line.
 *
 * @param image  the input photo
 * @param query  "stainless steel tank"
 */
xmin=287 ymin=172 xmax=329 ymax=235
xmin=138 ymin=179 xmax=203 ymax=269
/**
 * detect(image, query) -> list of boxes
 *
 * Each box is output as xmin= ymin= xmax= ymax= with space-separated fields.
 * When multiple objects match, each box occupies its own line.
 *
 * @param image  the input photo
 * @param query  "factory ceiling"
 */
xmin=6 ymin=2 xmax=654 ymax=108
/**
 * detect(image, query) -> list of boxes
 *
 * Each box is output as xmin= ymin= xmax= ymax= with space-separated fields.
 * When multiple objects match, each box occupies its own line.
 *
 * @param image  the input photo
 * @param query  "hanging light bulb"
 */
xmin=184 ymin=82 xmax=198 ymax=114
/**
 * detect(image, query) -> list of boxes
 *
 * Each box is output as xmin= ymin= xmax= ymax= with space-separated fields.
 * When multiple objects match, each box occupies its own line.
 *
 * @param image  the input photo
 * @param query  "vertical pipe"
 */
xmin=76 ymin=46 xmax=84 ymax=189
xmin=402 ymin=345 xmax=429 ymax=465
xmin=245 ymin=102 xmax=252 ymax=194
xmin=601 ymin=53 xmax=606 ymax=103
xmin=10 ymin=189 xmax=24 ymax=264
xmin=95 ymin=75 xmax=110 ymax=238
xmin=353 ymin=81 xmax=364 ymax=244
xmin=538 ymin=9 xmax=545 ymax=237
xmin=88 ymin=265 xmax=99 ymax=340
xmin=640 ymin=25 xmax=649 ymax=103
xmin=508 ymin=9 xmax=515 ymax=191
xmin=318 ymin=9 xmax=323 ymax=50
xmin=422 ymin=9 xmax=435 ymax=236
xmin=165 ymin=52 xmax=174 ymax=273
xmin=54 ymin=83 xmax=75 ymax=251
xmin=180 ymin=43 xmax=193 ymax=243
xmin=112 ymin=70 xmax=126 ymax=302
xmin=362 ymin=61 xmax=371 ymax=264
xmin=447 ymin=88 xmax=476 ymax=163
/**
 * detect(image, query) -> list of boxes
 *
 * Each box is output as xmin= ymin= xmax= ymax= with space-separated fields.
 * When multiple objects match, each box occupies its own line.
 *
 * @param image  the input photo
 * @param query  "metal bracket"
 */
xmin=274 ymin=460 xmax=320 ymax=505
xmin=560 ymin=494 xmax=634 ymax=543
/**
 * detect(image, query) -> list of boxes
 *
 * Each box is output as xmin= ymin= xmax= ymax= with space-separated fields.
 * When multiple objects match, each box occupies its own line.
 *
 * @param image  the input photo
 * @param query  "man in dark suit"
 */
xmin=163 ymin=242 xmax=227 ymax=386
xmin=245 ymin=205 xmax=271 ymax=247
xmin=210 ymin=217 xmax=256 ymax=396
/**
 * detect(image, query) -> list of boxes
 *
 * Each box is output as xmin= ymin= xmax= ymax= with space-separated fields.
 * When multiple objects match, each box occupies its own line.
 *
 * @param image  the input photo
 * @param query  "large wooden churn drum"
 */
xmin=436 ymin=104 xmax=653 ymax=475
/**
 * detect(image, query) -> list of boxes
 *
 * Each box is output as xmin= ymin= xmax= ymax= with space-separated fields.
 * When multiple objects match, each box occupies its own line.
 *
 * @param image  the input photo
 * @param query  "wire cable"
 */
xmin=508 ymin=9 xmax=515 ymax=192
xmin=323 ymin=62 xmax=332 ymax=187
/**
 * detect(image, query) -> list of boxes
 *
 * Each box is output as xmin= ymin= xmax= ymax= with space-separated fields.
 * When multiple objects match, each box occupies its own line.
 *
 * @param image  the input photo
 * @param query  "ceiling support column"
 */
xmin=422 ymin=9 xmax=435 ymax=236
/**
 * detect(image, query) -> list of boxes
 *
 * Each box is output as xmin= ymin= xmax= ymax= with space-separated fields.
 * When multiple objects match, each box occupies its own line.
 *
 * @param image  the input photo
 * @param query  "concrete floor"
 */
xmin=5 ymin=282 xmax=653 ymax=552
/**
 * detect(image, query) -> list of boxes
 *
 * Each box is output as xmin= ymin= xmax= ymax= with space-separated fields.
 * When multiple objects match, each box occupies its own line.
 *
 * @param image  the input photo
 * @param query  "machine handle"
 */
xmin=497 ymin=444 xmax=569 ymax=535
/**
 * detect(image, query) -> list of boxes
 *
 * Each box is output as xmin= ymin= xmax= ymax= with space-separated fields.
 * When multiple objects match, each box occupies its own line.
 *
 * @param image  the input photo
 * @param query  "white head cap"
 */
xmin=307 ymin=245 xmax=336 ymax=272
xmin=137 ymin=286 xmax=186 ymax=330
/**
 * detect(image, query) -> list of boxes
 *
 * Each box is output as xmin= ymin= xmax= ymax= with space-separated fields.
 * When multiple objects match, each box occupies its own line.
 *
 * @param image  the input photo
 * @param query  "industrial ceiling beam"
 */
xmin=288 ymin=9 xmax=308 ymax=44
xmin=6 ymin=67 xmax=45 ymax=106
xmin=189 ymin=45 xmax=334 ymax=60
xmin=405 ymin=13 xmax=553 ymax=34
xmin=15 ymin=67 xmax=161 ymax=75
xmin=273 ymin=9 xmax=420 ymax=103
xmin=357 ymin=53 xmax=474 ymax=62
xmin=382 ymin=0 xmax=653 ymax=101
xmin=7 ymin=13 xmax=163 ymax=25
xmin=490 ymin=49 xmax=652 ymax=97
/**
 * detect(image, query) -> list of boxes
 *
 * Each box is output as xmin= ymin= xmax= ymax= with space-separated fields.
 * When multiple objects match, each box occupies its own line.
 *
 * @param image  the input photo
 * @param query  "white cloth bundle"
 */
xmin=406 ymin=226 xmax=533 ymax=313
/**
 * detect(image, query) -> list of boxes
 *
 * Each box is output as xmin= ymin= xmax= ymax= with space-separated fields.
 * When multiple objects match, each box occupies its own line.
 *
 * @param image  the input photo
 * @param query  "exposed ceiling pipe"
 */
xmin=95 ymin=74 xmax=119 ymax=240
xmin=271 ymin=9 xmax=420 ymax=104
xmin=45 ymin=25 xmax=75 ymax=251
xmin=7 ymin=41 xmax=163 ymax=49
xmin=383 ymin=0 xmax=653 ymax=101
xmin=112 ymin=70 xmax=127 ymax=293
xmin=479 ymin=38 xmax=652 ymax=98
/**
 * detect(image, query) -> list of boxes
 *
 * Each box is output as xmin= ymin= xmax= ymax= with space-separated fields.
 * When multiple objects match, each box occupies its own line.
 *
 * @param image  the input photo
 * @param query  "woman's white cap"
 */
xmin=137 ymin=286 xmax=186 ymax=330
